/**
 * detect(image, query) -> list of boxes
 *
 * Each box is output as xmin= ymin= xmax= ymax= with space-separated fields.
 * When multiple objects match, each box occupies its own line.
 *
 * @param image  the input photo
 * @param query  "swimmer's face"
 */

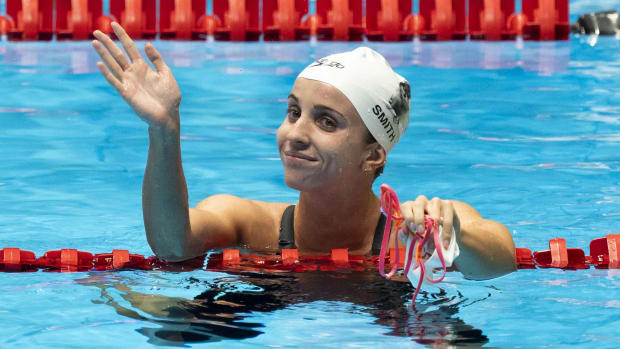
xmin=277 ymin=78 xmax=370 ymax=191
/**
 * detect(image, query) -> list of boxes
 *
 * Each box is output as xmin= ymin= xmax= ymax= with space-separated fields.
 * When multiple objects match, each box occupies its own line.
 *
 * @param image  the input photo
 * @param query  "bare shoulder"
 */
xmin=195 ymin=194 xmax=289 ymax=222
xmin=196 ymin=194 xmax=291 ymax=252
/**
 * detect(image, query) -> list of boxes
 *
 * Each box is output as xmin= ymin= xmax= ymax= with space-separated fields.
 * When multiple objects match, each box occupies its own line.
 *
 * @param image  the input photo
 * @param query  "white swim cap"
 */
xmin=297 ymin=47 xmax=410 ymax=153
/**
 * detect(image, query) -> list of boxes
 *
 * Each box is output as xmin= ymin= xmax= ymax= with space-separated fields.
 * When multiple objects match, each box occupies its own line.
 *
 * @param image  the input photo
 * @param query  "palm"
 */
xmin=120 ymin=59 xmax=180 ymax=125
xmin=92 ymin=23 xmax=181 ymax=127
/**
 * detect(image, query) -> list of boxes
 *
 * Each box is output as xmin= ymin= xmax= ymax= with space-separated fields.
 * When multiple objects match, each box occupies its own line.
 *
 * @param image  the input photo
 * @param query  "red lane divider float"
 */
xmin=6 ymin=0 xmax=53 ymax=40
xmin=110 ymin=0 xmax=157 ymax=40
xmin=515 ymin=234 xmax=620 ymax=270
xmin=522 ymin=0 xmax=570 ymax=40
xmin=92 ymin=249 xmax=155 ymax=270
xmin=469 ymin=0 xmax=519 ymax=40
xmin=0 ymin=13 xmax=16 ymax=35
xmin=36 ymin=249 xmax=95 ymax=272
xmin=419 ymin=0 xmax=467 ymax=41
xmin=0 ymin=246 xmax=399 ymax=273
xmin=2 ymin=234 xmax=620 ymax=273
xmin=316 ymin=0 xmax=364 ymax=41
xmin=589 ymin=234 xmax=620 ymax=269
xmin=365 ymin=0 xmax=416 ymax=42
xmin=208 ymin=248 xmax=383 ymax=272
xmin=0 ymin=248 xmax=37 ymax=272
xmin=533 ymin=238 xmax=588 ymax=269
xmin=56 ymin=0 xmax=101 ymax=40
xmin=262 ymin=0 xmax=310 ymax=41
xmin=515 ymin=247 xmax=536 ymax=269
xmin=1 ymin=0 xmax=572 ymax=41
xmin=159 ymin=0 xmax=207 ymax=40
xmin=213 ymin=0 xmax=261 ymax=41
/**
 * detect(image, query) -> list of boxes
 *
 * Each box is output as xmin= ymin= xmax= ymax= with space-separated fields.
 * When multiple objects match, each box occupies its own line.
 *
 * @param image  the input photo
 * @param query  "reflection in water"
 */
xmin=80 ymin=268 xmax=489 ymax=347
xmin=0 ymin=40 xmax=571 ymax=75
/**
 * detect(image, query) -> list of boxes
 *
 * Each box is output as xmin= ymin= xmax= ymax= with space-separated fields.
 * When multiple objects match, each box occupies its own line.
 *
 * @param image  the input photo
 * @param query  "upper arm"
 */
xmin=186 ymin=194 xmax=241 ymax=255
xmin=184 ymin=194 xmax=282 ymax=258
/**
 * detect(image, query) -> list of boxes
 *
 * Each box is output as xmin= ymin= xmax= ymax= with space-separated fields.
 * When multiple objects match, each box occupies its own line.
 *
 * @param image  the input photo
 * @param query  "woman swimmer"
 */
xmin=91 ymin=23 xmax=516 ymax=280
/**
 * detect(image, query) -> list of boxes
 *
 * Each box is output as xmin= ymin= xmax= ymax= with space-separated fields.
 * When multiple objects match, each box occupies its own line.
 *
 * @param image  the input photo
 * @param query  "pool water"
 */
xmin=2 ymin=1 xmax=620 ymax=348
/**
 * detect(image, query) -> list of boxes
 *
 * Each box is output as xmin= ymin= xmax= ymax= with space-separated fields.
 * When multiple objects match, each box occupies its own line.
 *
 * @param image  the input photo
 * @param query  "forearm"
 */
xmin=142 ymin=117 xmax=191 ymax=261
xmin=92 ymin=23 xmax=195 ymax=260
xmin=454 ymin=218 xmax=517 ymax=280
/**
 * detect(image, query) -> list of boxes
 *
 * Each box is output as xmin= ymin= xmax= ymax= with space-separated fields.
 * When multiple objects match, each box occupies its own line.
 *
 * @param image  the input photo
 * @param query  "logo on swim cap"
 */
xmin=309 ymin=58 xmax=345 ymax=69
xmin=387 ymin=81 xmax=411 ymax=127
xmin=372 ymin=104 xmax=396 ymax=142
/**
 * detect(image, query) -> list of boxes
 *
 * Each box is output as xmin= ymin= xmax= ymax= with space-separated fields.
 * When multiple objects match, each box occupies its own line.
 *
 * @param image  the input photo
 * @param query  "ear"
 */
xmin=363 ymin=142 xmax=386 ymax=172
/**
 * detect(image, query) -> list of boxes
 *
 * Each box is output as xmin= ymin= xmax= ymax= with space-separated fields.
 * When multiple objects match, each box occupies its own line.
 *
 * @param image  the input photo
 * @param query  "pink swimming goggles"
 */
xmin=378 ymin=184 xmax=448 ymax=307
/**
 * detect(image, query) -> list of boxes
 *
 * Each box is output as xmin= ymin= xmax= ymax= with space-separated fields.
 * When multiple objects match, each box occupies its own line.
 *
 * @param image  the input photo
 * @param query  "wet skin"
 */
xmin=91 ymin=22 xmax=517 ymax=280
xmin=277 ymin=77 xmax=377 ymax=192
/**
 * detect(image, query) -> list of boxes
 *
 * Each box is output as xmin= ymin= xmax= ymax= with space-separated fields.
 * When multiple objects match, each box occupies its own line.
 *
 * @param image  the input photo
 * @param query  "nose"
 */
xmin=285 ymin=114 xmax=311 ymax=150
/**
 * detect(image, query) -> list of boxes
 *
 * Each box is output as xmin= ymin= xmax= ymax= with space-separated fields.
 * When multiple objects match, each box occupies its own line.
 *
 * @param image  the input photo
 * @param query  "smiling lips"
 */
xmin=284 ymin=151 xmax=318 ymax=162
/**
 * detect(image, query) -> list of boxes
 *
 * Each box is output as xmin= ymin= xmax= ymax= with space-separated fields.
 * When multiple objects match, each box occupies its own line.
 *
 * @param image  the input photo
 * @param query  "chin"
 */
xmin=282 ymin=169 xmax=325 ymax=192
xmin=283 ymin=173 xmax=314 ymax=191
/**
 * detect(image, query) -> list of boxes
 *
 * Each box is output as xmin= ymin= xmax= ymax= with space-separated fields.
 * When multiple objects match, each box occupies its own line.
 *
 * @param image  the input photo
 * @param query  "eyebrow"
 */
xmin=287 ymin=94 xmax=346 ymax=120
xmin=313 ymin=105 xmax=345 ymax=119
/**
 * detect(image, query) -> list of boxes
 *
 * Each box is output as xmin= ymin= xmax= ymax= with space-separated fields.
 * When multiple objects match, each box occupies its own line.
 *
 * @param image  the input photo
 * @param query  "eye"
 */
xmin=318 ymin=116 xmax=337 ymax=130
xmin=286 ymin=107 xmax=300 ymax=120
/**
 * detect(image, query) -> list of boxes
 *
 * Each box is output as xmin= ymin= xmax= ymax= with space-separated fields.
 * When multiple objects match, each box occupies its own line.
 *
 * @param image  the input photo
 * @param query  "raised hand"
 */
xmin=92 ymin=22 xmax=181 ymax=129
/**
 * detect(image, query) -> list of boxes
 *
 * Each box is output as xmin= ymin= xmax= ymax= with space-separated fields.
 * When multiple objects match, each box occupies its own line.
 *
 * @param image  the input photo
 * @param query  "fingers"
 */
xmin=412 ymin=195 xmax=427 ymax=234
xmin=399 ymin=201 xmax=414 ymax=233
xmin=93 ymin=29 xmax=130 ymax=70
xmin=145 ymin=43 xmax=168 ymax=73
xmin=427 ymin=197 xmax=441 ymax=222
xmin=96 ymin=62 xmax=123 ymax=92
xmin=440 ymin=200 xmax=454 ymax=248
xmin=403 ymin=196 xmax=457 ymax=249
xmin=92 ymin=39 xmax=123 ymax=79
xmin=111 ymin=22 xmax=142 ymax=63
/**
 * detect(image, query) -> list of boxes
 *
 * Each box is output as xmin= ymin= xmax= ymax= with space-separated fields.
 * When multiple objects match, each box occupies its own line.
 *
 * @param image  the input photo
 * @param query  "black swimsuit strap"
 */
xmin=371 ymin=213 xmax=387 ymax=255
xmin=278 ymin=205 xmax=387 ymax=255
xmin=278 ymin=205 xmax=297 ymax=250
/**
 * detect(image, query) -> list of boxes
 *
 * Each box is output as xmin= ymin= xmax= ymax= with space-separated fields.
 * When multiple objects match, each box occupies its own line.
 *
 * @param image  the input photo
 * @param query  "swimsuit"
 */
xmin=278 ymin=205 xmax=387 ymax=255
